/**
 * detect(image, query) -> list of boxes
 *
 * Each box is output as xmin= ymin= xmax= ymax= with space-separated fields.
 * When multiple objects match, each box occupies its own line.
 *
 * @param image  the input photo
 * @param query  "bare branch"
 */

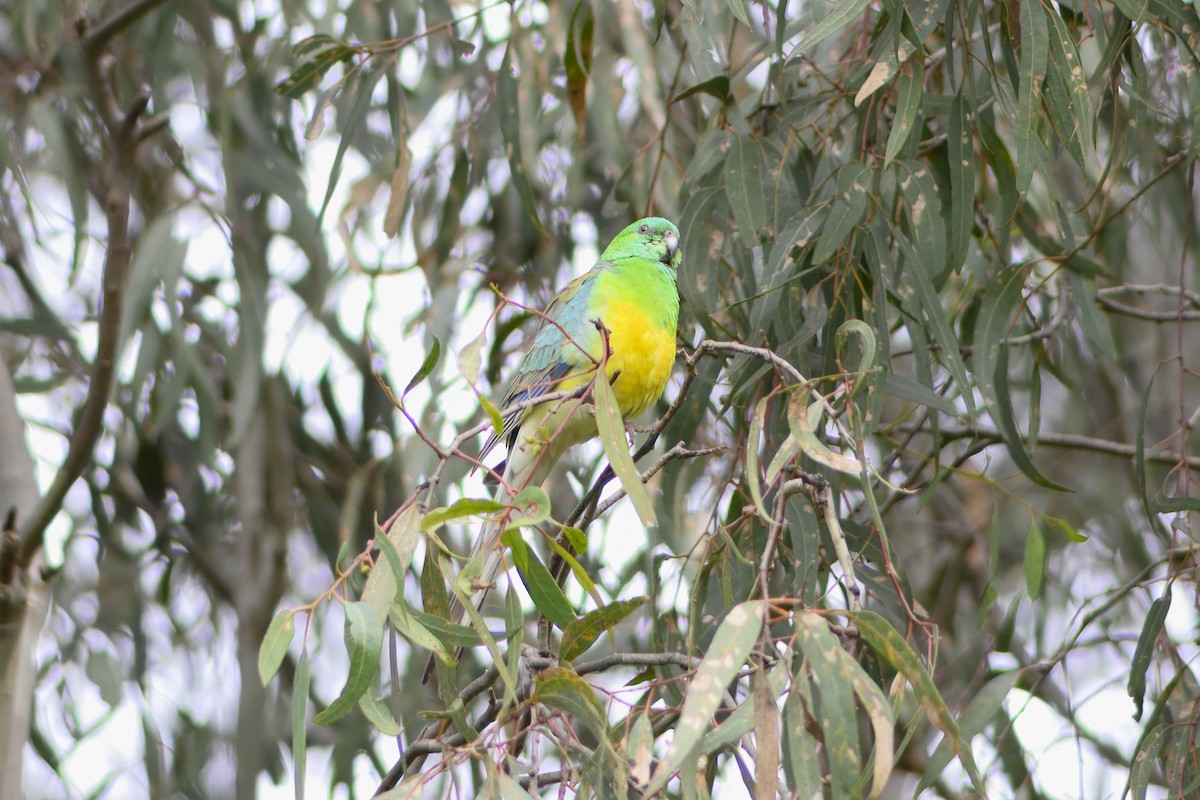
xmin=80 ymin=0 xmax=175 ymax=58
xmin=18 ymin=5 xmax=169 ymax=565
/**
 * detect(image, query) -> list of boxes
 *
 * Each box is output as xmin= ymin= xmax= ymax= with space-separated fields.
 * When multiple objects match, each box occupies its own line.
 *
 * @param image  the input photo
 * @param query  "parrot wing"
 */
xmin=478 ymin=265 xmax=606 ymax=465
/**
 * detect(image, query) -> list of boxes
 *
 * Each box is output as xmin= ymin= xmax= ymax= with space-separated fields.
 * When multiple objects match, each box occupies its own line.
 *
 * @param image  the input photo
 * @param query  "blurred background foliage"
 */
xmin=1 ymin=0 xmax=1199 ymax=797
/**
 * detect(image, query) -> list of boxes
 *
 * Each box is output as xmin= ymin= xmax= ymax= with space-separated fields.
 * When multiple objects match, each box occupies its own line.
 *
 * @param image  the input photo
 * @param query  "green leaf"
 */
xmin=564 ymin=0 xmax=594 ymax=132
xmin=560 ymin=597 xmax=647 ymax=661
xmin=746 ymin=396 xmax=773 ymax=522
xmin=750 ymin=201 xmax=829 ymax=336
xmin=593 ymin=362 xmax=656 ymax=526
xmin=625 ymin=712 xmax=656 ymax=789
xmin=498 ymin=43 xmax=546 ymax=235
xmin=700 ymin=662 xmax=789 ymax=754
xmin=507 ymin=486 xmax=552 ymax=527
xmin=275 ymin=44 xmax=358 ymax=98
xmin=725 ymin=134 xmax=769 ymax=242
xmin=258 ymin=609 xmax=295 ymax=686
xmin=292 ymin=649 xmax=310 ymax=800
xmin=1024 ymin=517 xmax=1047 ymax=600
xmin=359 ymin=690 xmax=403 ymax=737
xmin=560 ymin=525 xmax=587 ymax=554
xmin=884 ymin=60 xmax=924 ymax=165
xmin=946 ymin=89 xmax=975 ymax=272
xmin=420 ymin=498 xmax=507 ymax=531
xmin=542 ymin=533 xmax=597 ymax=598
xmin=480 ymin=395 xmax=505 ymax=438
xmin=683 ymin=126 xmax=732 ymax=190
xmin=1114 ymin=0 xmax=1149 ymax=24
xmin=789 ymin=0 xmax=873 ymax=59
xmin=1045 ymin=6 xmax=1095 ymax=164
xmin=891 ymin=226 xmax=974 ymax=415
xmin=1135 ymin=366 xmax=1157 ymax=523
xmin=402 ymin=336 xmax=441 ymax=397
xmin=120 ymin=214 xmax=188 ymax=347
xmin=793 ymin=613 xmax=860 ymax=797
xmin=724 ymin=0 xmax=751 ymax=27
xmin=1045 ymin=514 xmax=1088 ymax=543
xmin=895 ymin=159 xmax=947 ymax=280
xmin=404 ymin=604 xmax=495 ymax=648
xmin=441 ymin=554 xmax=518 ymax=696
xmin=972 ymin=267 xmax=1069 ymax=490
xmin=883 ymin=372 xmax=958 ymax=416
xmin=316 ymin=66 xmax=385 ymax=221
xmin=533 ymin=666 xmax=609 ymax=740
xmin=786 ymin=388 xmax=863 ymax=474
xmin=362 ymin=507 xmax=422 ymax=622
xmin=782 ymin=666 xmax=824 ymax=797
xmin=377 ymin=775 xmax=425 ymax=800
xmin=1131 ymin=723 xmax=1170 ymax=800
xmin=648 ymin=601 xmax=765 ymax=793
xmin=313 ymin=602 xmax=384 ymax=725
xmin=495 ymin=771 xmax=540 ymax=800
xmin=1016 ymin=0 xmax=1049 ymax=195
xmin=1128 ymin=584 xmax=1171 ymax=721
xmin=678 ymin=187 xmax=726 ymax=329
xmin=1066 ymin=272 xmax=1117 ymax=360
xmin=814 ymin=161 xmax=870 ymax=264
xmin=673 ymin=75 xmax=731 ymax=104
xmin=920 ymin=671 xmax=1018 ymax=793
xmin=500 ymin=528 xmax=575 ymax=628
xmin=848 ymin=609 xmax=986 ymax=794
xmin=388 ymin=602 xmax=451 ymax=663
xmin=458 ymin=327 xmax=486 ymax=387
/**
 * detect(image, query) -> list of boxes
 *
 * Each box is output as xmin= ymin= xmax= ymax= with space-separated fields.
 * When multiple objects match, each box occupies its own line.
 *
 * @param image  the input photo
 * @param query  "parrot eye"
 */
xmin=638 ymin=224 xmax=649 ymax=234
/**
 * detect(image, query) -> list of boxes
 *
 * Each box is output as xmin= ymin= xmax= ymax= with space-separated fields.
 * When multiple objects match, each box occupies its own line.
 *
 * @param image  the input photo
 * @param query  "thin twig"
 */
xmin=574 ymin=651 xmax=701 ymax=676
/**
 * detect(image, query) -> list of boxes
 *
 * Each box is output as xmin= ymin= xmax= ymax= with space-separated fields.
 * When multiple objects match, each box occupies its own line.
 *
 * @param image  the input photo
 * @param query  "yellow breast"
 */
xmin=602 ymin=296 xmax=676 ymax=418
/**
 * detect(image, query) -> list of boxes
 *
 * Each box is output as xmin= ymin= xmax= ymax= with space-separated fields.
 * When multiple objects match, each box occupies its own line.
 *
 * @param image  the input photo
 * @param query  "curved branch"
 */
xmin=18 ymin=2 xmax=168 ymax=566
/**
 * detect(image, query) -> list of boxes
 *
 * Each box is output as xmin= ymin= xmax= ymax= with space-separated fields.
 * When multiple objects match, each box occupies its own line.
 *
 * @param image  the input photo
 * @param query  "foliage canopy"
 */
xmin=2 ymin=0 xmax=1200 ymax=798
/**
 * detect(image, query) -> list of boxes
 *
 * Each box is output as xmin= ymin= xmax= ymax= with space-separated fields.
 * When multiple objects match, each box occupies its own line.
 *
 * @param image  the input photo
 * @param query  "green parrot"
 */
xmin=448 ymin=217 xmax=681 ymax=639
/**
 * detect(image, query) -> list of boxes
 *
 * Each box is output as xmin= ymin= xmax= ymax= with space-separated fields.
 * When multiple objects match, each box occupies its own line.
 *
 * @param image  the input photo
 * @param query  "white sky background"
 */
xmin=9 ymin=0 xmax=1195 ymax=798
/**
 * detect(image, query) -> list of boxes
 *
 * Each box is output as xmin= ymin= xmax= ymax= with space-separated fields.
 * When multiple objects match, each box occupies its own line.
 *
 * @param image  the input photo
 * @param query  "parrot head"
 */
xmin=601 ymin=217 xmax=681 ymax=270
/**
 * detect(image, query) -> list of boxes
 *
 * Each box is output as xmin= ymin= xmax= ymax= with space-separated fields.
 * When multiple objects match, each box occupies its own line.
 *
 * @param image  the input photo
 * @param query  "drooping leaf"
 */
xmin=972 ymin=266 xmax=1069 ymax=490
xmin=500 ymin=528 xmax=575 ymax=628
xmin=533 ymin=667 xmax=609 ymax=740
xmin=813 ymin=161 xmax=870 ymax=264
xmin=292 ymin=649 xmax=309 ymax=800
xmin=793 ymin=613 xmax=861 ymax=797
xmin=313 ymin=602 xmax=384 ymax=725
xmin=725 ymin=134 xmax=769 ymax=242
xmin=1024 ymin=516 xmax=1047 ymax=600
xmin=849 ymin=610 xmax=986 ymax=794
xmin=594 ymin=362 xmax=656 ymax=526
xmin=564 ymin=1 xmax=595 ymax=134
xmin=673 ymin=76 xmax=732 ymax=104
xmin=789 ymin=0 xmax=874 ymax=58
xmin=1015 ymin=0 xmax=1049 ymax=195
xmin=402 ymin=336 xmax=440 ymax=397
xmin=1128 ymin=584 xmax=1172 ymax=721
xmin=498 ymin=42 xmax=546 ymax=235
xmin=258 ymin=609 xmax=295 ymax=686
xmin=560 ymin=597 xmax=647 ymax=661
xmin=648 ymin=601 xmax=765 ymax=793
xmin=946 ymin=89 xmax=975 ymax=273
xmin=884 ymin=59 xmax=924 ymax=165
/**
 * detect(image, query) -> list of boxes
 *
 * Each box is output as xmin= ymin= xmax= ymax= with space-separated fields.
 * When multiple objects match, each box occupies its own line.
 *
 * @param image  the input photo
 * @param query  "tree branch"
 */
xmin=80 ymin=0 xmax=175 ymax=58
xmin=18 ymin=5 xmax=168 ymax=566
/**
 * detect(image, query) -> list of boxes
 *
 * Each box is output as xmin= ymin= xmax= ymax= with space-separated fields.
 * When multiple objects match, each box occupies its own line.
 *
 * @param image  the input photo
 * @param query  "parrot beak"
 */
xmin=662 ymin=231 xmax=679 ymax=265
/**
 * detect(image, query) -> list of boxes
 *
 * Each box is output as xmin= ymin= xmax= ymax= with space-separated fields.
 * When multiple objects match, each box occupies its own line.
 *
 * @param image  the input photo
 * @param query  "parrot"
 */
xmin=439 ymin=216 xmax=681 ymax=664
